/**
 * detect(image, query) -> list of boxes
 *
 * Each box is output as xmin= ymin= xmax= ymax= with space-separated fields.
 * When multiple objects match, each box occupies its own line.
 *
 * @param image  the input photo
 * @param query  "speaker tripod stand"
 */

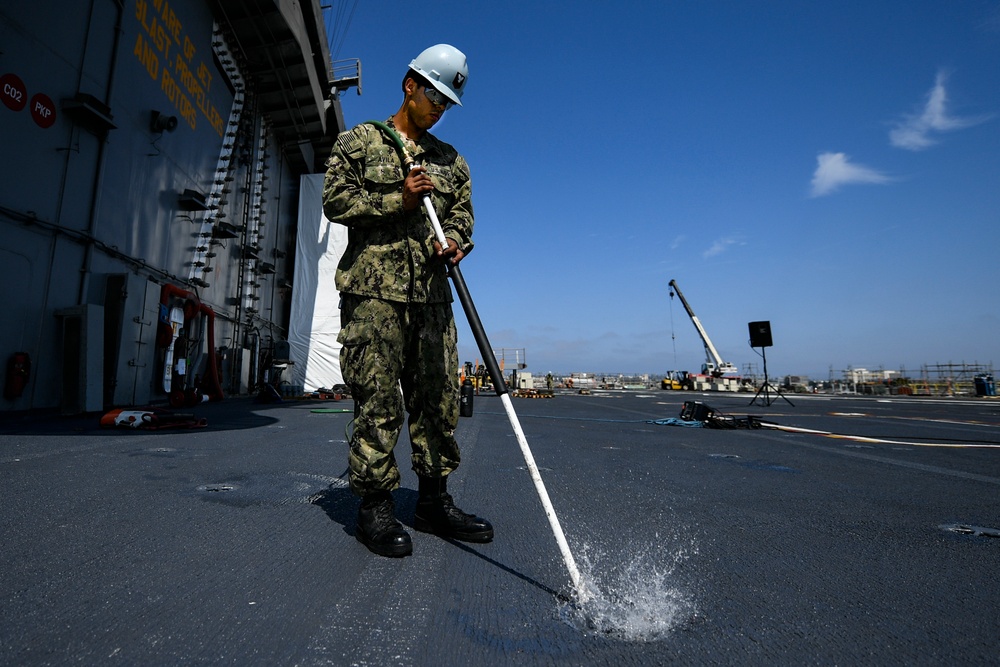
xmin=749 ymin=346 xmax=794 ymax=407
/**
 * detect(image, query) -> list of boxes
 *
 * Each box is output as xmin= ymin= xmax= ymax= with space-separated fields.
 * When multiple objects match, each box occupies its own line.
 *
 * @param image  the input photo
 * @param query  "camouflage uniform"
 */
xmin=323 ymin=119 xmax=474 ymax=496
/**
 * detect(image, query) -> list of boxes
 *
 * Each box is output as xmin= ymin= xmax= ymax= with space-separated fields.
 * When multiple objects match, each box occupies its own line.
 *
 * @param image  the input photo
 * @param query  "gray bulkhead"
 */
xmin=0 ymin=0 xmax=344 ymax=412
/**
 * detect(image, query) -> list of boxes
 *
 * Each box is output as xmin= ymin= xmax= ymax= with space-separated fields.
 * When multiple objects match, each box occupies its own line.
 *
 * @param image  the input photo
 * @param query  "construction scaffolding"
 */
xmin=741 ymin=363 xmax=762 ymax=386
xmin=493 ymin=348 xmax=527 ymax=370
xmin=831 ymin=362 xmax=995 ymax=396
xmin=910 ymin=362 xmax=995 ymax=397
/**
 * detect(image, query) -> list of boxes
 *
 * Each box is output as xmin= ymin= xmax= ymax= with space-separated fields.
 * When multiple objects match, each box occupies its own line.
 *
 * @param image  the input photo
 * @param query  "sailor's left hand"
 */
xmin=434 ymin=238 xmax=464 ymax=266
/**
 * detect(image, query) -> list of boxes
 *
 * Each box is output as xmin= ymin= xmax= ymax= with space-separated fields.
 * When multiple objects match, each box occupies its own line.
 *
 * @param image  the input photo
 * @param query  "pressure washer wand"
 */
xmin=423 ymin=191 xmax=588 ymax=603
xmin=362 ymin=121 xmax=586 ymax=601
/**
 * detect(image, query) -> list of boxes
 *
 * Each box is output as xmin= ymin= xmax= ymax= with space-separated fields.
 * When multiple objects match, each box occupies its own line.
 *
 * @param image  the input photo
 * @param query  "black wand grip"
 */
xmin=447 ymin=264 xmax=508 ymax=396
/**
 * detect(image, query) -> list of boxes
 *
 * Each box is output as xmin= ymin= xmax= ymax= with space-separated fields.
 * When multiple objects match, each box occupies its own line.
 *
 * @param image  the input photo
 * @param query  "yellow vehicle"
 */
xmin=661 ymin=370 xmax=692 ymax=390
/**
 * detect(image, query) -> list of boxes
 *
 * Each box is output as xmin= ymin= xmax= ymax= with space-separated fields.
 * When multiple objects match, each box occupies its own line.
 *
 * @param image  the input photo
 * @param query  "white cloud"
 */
xmin=702 ymin=236 xmax=741 ymax=258
xmin=810 ymin=152 xmax=890 ymax=197
xmin=889 ymin=70 xmax=992 ymax=151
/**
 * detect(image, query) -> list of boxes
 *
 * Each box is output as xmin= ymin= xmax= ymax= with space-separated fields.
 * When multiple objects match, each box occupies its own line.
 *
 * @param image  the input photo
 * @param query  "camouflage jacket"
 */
xmin=322 ymin=119 xmax=474 ymax=303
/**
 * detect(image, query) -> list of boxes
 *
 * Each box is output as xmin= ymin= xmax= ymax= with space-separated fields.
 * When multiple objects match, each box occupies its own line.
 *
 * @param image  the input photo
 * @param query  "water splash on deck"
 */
xmin=559 ymin=538 xmax=697 ymax=642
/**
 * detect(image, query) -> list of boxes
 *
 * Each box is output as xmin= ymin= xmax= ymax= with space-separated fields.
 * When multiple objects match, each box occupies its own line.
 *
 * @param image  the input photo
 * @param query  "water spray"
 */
xmin=366 ymin=121 xmax=588 ymax=603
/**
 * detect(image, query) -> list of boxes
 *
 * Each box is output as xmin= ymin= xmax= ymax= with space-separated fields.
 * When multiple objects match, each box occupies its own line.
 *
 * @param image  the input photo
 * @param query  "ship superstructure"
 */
xmin=1 ymin=1 xmax=354 ymax=411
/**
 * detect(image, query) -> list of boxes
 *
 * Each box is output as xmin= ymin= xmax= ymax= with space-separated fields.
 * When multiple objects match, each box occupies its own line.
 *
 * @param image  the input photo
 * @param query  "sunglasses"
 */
xmin=422 ymin=85 xmax=453 ymax=110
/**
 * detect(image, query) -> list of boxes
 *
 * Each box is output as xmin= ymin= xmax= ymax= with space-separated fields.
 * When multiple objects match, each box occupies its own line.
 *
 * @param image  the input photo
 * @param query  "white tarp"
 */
xmin=287 ymin=174 xmax=348 ymax=391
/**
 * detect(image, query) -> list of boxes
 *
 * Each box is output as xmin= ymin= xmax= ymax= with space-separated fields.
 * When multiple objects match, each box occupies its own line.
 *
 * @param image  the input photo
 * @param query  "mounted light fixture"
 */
xmin=150 ymin=110 xmax=178 ymax=133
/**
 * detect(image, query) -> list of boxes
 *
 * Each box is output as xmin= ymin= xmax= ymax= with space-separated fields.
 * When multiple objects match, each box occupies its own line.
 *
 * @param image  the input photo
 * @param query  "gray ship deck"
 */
xmin=3 ymin=390 xmax=999 ymax=665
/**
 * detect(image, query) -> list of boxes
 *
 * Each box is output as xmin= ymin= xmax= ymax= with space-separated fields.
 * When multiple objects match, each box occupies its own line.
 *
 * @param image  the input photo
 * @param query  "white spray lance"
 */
xmin=366 ymin=121 xmax=588 ymax=602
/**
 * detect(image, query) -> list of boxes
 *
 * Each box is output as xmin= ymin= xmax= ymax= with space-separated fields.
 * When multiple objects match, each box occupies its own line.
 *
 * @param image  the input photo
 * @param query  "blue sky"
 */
xmin=324 ymin=1 xmax=1000 ymax=380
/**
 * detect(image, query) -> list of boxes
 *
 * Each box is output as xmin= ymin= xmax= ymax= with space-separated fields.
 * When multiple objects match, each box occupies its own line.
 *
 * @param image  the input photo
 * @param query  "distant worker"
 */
xmin=546 ymin=372 xmax=554 ymax=391
xmin=322 ymin=44 xmax=492 ymax=557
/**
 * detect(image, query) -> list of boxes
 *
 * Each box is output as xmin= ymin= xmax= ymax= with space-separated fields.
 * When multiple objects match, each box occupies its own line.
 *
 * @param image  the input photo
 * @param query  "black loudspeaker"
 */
xmin=748 ymin=321 xmax=773 ymax=348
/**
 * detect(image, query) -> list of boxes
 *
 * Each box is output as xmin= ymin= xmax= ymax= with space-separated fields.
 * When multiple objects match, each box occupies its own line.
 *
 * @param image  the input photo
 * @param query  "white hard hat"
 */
xmin=409 ymin=44 xmax=468 ymax=106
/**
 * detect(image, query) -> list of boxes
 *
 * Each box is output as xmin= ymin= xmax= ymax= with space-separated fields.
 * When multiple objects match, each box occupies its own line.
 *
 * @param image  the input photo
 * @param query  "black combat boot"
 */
xmin=356 ymin=491 xmax=412 ymax=557
xmin=414 ymin=475 xmax=494 ymax=543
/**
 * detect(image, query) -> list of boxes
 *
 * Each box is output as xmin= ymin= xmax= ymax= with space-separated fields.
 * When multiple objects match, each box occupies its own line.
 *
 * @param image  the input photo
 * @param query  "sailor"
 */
xmin=322 ymin=44 xmax=493 ymax=557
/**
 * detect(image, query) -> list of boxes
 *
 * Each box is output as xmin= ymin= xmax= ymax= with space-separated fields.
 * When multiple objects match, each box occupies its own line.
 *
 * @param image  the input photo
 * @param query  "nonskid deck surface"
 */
xmin=2 ymin=391 xmax=999 ymax=664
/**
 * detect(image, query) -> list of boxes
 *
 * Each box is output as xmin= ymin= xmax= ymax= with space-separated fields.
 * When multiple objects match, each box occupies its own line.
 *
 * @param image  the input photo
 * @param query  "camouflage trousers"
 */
xmin=338 ymin=293 xmax=461 ymax=496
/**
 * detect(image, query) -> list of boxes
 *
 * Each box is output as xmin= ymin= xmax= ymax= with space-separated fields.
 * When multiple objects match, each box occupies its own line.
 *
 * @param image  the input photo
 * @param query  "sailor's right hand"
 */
xmin=402 ymin=166 xmax=434 ymax=210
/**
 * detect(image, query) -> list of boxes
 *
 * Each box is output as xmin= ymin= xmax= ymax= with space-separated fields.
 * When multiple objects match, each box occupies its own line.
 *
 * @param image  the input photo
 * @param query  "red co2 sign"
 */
xmin=1 ymin=73 xmax=28 ymax=112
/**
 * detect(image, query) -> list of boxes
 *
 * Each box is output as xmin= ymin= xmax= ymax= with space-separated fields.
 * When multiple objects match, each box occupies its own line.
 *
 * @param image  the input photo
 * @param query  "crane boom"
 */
xmin=668 ymin=279 xmax=738 ymax=377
